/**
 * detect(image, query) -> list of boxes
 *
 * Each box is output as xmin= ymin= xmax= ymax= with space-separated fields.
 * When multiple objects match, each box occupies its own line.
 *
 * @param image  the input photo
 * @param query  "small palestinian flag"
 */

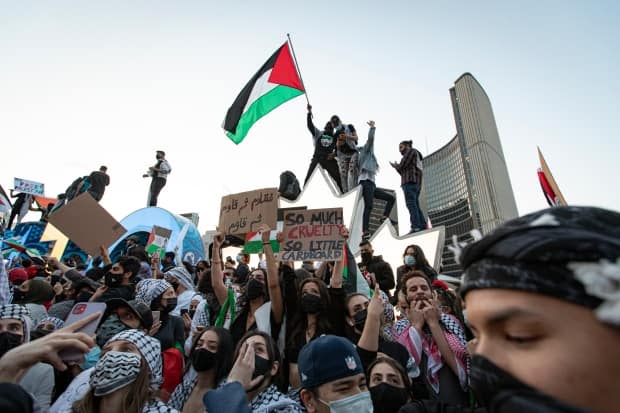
xmin=243 ymin=226 xmax=281 ymax=254
xmin=223 ymin=42 xmax=305 ymax=144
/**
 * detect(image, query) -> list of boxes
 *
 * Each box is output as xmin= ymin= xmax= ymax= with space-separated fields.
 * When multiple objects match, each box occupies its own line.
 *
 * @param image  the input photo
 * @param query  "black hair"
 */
xmin=399 ymin=140 xmax=413 ymax=146
xmin=400 ymin=270 xmax=432 ymax=295
xmin=359 ymin=239 xmax=372 ymax=248
xmin=85 ymin=267 xmax=104 ymax=282
xmin=116 ymin=255 xmax=141 ymax=277
xmin=288 ymin=278 xmax=332 ymax=351
xmin=128 ymin=246 xmax=150 ymax=264
xmin=189 ymin=327 xmax=234 ymax=383
xmin=367 ymin=357 xmax=412 ymax=400
xmin=234 ymin=330 xmax=283 ymax=390
xmin=164 ymin=252 xmax=175 ymax=261
xmin=196 ymin=268 xmax=214 ymax=295
xmin=402 ymin=244 xmax=431 ymax=268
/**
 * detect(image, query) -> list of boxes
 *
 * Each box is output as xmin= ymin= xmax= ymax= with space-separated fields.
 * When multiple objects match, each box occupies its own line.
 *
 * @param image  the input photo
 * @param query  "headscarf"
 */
xmin=135 ymin=279 xmax=172 ymax=307
xmin=15 ymin=278 xmax=54 ymax=305
xmin=460 ymin=206 xmax=620 ymax=327
xmin=164 ymin=266 xmax=194 ymax=291
xmin=37 ymin=316 xmax=64 ymax=330
xmin=0 ymin=304 xmax=32 ymax=342
xmin=104 ymin=329 xmax=163 ymax=390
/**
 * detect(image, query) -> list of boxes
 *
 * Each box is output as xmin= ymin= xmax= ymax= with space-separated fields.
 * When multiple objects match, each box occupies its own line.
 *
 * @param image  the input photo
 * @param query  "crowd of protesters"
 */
xmin=0 ymin=202 xmax=618 ymax=413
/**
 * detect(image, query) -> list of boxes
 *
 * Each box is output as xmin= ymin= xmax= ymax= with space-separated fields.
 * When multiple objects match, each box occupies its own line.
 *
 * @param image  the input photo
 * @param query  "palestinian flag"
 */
xmin=342 ymin=243 xmax=371 ymax=297
xmin=243 ymin=231 xmax=280 ymax=254
xmin=223 ymin=42 xmax=305 ymax=144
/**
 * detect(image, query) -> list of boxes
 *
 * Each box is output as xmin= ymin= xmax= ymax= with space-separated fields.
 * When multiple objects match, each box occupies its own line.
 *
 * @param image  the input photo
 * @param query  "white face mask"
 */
xmin=90 ymin=351 xmax=141 ymax=396
xmin=320 ymin=391 xmax=374 ymax=413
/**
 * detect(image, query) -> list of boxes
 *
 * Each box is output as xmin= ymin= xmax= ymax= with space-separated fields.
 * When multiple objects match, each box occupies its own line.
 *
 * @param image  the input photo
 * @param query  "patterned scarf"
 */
xmin=135 ymin=279 xmax=172 ymax=307
xmin=105 ymin=329 xmax=163 ymax=390
xmin=250 ymin=384 xmax=304 ymax=413
xmin=164 ymin=266 xmax=195 ymax=291
xmin=0 ymin=303 xmax=32 ymax=342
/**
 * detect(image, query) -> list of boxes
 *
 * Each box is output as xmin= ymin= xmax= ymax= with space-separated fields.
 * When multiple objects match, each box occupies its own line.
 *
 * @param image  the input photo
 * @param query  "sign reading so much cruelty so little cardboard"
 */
xmin=281 ymin=207 xmax=344 ymax=261
xmin=219 ymin=188 xmax=279 ymax=235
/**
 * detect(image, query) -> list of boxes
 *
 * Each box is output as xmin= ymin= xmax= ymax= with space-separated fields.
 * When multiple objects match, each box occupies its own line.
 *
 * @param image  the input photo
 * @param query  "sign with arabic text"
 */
xmin=219 ymin=188 xmax=278 ymax=235
xmin=14 ymin=178 xmax=45 ymax=196
xmin=281 ymin=207 xmax=344 ymax=261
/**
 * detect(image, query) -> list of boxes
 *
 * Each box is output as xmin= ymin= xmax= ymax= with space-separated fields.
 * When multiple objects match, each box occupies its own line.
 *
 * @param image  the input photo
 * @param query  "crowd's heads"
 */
xmin=402 ymin=244 xmax=428 ymax=268
xmin=99 ymin=165 xmax=107 ymax=172
xmin=96 ymin=298 xmax=153 ymax=347
xmin=299 ymin=278 xmax=330 ymax=316
xmin=398 ymin=140 xmax=412 ymax=154
xmin=106 ymin=256 xmax=140 ymax=287
xmin=359 ymin=240 xmax=374 ymax=263
xmin=460 ymin=206 xmax=620 ymax=413
xmin=190 ymin=327 xmax=234 ymax=383
xmin=163 ymin=251 xmax=176 ymax=265
xmin=345 ymin=293 xmax=369 ymax=334
xmin=367 ymin=357 xmax=411 ymax=413
xmin=156 ymin=150 xmax=165 ymax=159
xmin=8 ymin=267 xmax=28 ymax=286
xmin=298 ymin=335 xmax=370 ymax=413
xmin=330 ymin=115 xmax=341 ymax=128
xmin=165 ymin=266 xmax=194 ymax=292
xmin=245 ymin=268 xmax=268 ymax=301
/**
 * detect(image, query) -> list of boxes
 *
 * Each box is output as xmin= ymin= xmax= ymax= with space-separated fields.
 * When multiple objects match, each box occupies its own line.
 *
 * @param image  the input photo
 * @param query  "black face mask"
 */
xmin=76 ymin=291 xmax=94 ymax=303
xmin=189 ymin=309 xmax=196 ymax=319
xmin=246 ymin=279 xmax=266 ymax=300
xmin=11 ymin=289 xmax=27 ymax=303
xmin=96 ymin=314 xmax=130 ymax=347
xmin=353 ymin=308 xmax=368 ymax=331
xmin=252 ymin=354 xmax=271 ymax=380
xmin=163 ymin=297 xmax=177 ymax=313
xmin=361 ymin=252 xmax=373 ymax=263
xmin=0 ymin=332 xmax=23 ymax=358
xmin=104 ymin=271 xmax=123 ymax=287
xmin=370 ymin=382 xmax=409 ymax=413
xmin=301 ymin=293 xmax=323 ymax=314
xmin=191 ymin=348 xmax=217 ymax=372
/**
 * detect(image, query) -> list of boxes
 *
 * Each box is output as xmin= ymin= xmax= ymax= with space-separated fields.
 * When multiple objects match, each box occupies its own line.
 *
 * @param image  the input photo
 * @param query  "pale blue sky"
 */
xmin=1 ymin=1 xmax=618 ymax=231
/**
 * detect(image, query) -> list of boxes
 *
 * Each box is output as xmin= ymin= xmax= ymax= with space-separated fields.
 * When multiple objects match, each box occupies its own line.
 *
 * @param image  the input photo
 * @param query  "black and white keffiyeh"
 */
xmin=250 ymin=384 xmax=304 ymax=413
xmin=135 ymin=279 xmax=172 ymax=306
xmin=460 ymin=206 xmax=620 ymax=326
xmin=164 ymin=266 xmax=194 ymax=291
xmin=0 ymin=303 xmax=32 ymax=341
xmin=105 ymin=329 xmax=163 ymax=389
xmin=37 ymin=316 xmax=65 ymax=330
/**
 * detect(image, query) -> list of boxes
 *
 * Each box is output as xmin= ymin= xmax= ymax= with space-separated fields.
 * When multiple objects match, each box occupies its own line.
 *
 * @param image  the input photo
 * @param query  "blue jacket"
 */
xmin=357 ymin=127 xmax=378 ymax=175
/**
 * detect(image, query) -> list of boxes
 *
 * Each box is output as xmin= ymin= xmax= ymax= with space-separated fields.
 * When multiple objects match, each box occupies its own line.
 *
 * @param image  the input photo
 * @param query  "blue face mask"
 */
xmin=80 ymin=345 xmax=102 ymax=370
xmin=320 ymin=391 xmax=374 ymax=413
xmin=404 ymin=255 xmax=416 ymax=267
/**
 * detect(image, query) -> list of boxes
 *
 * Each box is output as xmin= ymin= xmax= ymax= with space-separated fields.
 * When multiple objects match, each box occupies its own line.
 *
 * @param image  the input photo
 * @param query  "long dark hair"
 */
xmin=234 ymin=330 xmax=283 ymax=390
xmin=367 ymin=356 xmax=412 ymax=400
xmin=288 ymin=278 xmax=332 ymax=348
xmin=189 ymin=326 xmax=234 ymax=383
xmin=402 ymin=244 xmax=431 ymax=269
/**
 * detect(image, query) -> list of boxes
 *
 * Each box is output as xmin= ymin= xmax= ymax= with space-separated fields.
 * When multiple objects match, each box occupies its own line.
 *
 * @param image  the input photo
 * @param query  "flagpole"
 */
xmin=286 ymin=33 xmax=310 ymax=106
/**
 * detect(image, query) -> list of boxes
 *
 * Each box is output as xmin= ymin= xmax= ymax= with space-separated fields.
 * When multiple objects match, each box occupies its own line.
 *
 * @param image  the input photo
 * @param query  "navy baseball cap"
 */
xmin=298 ymin=335 xmax=363 ymax=389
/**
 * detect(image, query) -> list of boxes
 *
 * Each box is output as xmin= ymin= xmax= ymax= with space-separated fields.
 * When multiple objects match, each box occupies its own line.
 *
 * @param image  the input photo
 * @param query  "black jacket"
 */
xmin=362 ymin=255 xmax=395 ymax=294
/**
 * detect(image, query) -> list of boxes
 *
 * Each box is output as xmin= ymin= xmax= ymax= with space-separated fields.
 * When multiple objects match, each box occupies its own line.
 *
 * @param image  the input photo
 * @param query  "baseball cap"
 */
xmin=105 ymin=298 xmax=153 ymax=330
xmin=8 ymin=268 xmax=28 ymax=285
xmin=298 ymin=335 xmax=363 ymax=389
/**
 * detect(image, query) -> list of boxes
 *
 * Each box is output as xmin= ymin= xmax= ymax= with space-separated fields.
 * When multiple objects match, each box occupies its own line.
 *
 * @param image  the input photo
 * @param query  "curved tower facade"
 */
xmin=423 ymin=73 xmax=518 ymax=274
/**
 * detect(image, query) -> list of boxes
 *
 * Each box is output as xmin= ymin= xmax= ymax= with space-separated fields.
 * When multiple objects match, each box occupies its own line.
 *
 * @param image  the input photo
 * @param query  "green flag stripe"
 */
xmin=226 ymin=85 xmax=303 ymax=144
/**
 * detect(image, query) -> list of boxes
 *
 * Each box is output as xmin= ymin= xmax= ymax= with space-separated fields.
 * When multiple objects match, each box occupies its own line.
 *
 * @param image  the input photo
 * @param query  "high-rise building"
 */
xmin=422 ymin=73 xmax=518 ymax=274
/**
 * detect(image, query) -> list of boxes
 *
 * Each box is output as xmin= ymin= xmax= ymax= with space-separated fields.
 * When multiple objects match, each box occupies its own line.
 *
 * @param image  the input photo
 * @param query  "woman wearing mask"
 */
xmin=11 ymin=278 xmax=54 ymax=325
xmin=395 ymin=245 xmax=437 ymax=295
xmin=215 ymin=226 xmax=283 ymax=348
xmin=368 ymin=357 xmax=412 ymax=413
xmin=168 ymin=327 xmax=234 ymax=412
xmin=71 ymin=329 xmax=178 ymax=413
xmin=231 ymin=330 xmax=303 ymax=412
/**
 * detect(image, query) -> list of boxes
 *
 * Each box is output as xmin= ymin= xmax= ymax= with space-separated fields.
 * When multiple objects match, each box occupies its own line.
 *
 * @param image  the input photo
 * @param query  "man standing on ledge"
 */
xmin=391 ymin=140 xmax=425 ymax=234
xmin=144 ymin=150 xmax=171 ymax=207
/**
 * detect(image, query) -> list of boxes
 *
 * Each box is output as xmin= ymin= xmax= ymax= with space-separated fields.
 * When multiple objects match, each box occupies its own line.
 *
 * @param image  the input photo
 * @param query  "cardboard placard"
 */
xmin=14 ymin=177 xmax=45 ymax=196
xmin=219 ymin=188 xmax=278 ymax=235
xmin=281 ymin=207 xmax=345 ymax=261
xmin=48 ymin=193 xmax=127 ymax=256
xmin=146 ymin=225 xmax=172 ymax=257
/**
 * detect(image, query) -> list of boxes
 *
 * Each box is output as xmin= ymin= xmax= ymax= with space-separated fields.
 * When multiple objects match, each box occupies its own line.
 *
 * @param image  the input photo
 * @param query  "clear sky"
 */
xmin=2 ymin=1 xmax=618 ymax=233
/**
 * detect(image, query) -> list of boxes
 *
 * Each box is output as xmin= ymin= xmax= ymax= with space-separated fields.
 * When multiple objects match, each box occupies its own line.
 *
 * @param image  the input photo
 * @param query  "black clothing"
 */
xmin=87 ymin=170 xmax=110 ymax=201
xmin=234 ymin=262 xmax=250 ymax=284
xmin=154 ymin=313 xmax=185 ymax=350
xmin=0 ymin=383 xmax=33 ymax=413
xmin=361 ymin=255 xmax=395 ymax=295
xmin=95 ymin=284 xmax=134 ymax=302
xmin=304 ymin=112 xmax=343 ymax=192
xmin=7 ymin=193 xmax=31 ymax=229
xmin=148 ymin=177 xmax=167 ymax=207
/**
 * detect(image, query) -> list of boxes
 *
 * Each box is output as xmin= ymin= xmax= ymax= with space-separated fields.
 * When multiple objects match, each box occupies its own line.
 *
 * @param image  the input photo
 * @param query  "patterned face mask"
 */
xmin=90 ymin=351 xmax=142 ymax=396
xmin=96 ymin=314 xmax=130 ymax=348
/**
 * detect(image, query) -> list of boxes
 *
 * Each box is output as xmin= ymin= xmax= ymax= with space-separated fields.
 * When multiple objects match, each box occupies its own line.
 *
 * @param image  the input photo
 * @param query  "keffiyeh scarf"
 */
xmin=135 ymin=279 xmax=172 ymax=307
xmin=105 ymin=329 xmax=163 ymax=390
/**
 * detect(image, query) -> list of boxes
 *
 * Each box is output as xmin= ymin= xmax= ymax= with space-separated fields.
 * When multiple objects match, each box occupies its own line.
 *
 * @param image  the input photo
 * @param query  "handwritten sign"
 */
xmin=146 ymin=225 xmax=172 ymax=257
xmin=14 ymin=178 xmax=44 ymax=196
xmin=281 ymin=208 xmax=344 ymax=261
xmin=219 ymin=188 xmax=278 ymax=235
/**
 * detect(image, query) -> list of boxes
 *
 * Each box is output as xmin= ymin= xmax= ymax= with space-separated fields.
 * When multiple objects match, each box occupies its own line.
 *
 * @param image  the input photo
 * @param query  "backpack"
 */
xmin=278 ymin=170 xmax=301 ymax=201
xmin=415 ymin=149 xmax=424 ymax=173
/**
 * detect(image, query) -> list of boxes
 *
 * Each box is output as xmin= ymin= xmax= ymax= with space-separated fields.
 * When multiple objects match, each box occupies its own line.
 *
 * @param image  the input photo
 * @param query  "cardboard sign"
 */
xmin=146 ymin=225 xmax=172 ymax=257
xmin=281 ymin=208 xmax=345 ymax=261
xmin=219 ymin=188 xmax=278 ymax=235
xmin=48 ymin=193 xmax=127 ymax=256
xmin=14 ymin=178 xmax=45 ymax=196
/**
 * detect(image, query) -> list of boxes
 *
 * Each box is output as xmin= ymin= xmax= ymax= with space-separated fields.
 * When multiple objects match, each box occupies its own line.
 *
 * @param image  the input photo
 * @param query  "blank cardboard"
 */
xmin=48 ymin=193 xmax=127 ymax=256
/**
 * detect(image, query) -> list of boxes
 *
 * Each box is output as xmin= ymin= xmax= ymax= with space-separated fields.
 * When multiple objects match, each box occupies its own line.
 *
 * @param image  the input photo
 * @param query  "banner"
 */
xmin=146 ymin=225 xmax=172 ymax=257
xmin=219 ymin=188 xmax=278 ymax=236
xmin=14 ymin=178 xmax=45 ymax=196
xmin=281 ymin=207 xmax=344 ymax=261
